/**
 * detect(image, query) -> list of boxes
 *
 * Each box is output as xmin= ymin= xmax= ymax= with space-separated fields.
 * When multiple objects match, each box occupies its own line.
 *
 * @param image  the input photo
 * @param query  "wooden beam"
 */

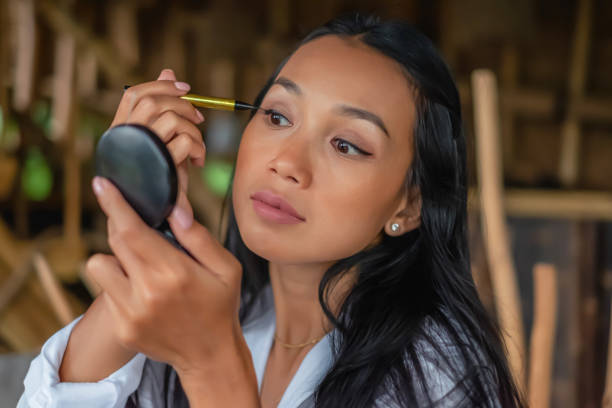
xmin=468 ymin=188 xmax=612 ymax=221
xmin=458 ymin=82 xmax=612 ymax=123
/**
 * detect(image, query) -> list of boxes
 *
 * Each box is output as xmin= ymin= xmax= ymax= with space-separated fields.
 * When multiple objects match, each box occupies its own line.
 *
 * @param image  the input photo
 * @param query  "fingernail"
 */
xmin=172 ymin=206 xmax=193 ymax=229
xmin=174 ymin=81 xmax=190 ymax=91
xmin=195 ymin=109 xmax=204 ymax=122
xmin=92 ymin=177 xmax=105 ymax=195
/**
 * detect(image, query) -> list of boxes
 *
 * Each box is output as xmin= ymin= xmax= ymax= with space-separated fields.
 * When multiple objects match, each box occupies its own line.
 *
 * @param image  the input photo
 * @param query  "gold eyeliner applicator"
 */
xmin=123 ymin=85 xmax=267 ymax=113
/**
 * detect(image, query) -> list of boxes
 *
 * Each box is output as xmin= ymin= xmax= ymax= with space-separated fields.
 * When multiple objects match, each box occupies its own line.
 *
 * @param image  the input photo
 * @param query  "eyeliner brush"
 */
xmin=123 ymin=85 xmax=265 ymax=113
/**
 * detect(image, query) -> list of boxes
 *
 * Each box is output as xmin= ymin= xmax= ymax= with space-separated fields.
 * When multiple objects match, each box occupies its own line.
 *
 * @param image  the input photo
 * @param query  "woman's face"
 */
xmin=232 ymin=35 xmax=416 ymax=265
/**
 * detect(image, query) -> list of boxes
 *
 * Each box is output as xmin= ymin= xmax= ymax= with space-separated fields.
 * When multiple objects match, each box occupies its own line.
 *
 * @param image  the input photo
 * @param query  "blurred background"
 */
xmin=0 ymin=0 xmax=611 ymax=407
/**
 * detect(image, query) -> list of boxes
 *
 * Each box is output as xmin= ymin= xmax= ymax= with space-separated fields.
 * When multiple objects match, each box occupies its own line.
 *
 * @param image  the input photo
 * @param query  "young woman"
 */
xmin=19 ymin=13 xmax=524 ymax=408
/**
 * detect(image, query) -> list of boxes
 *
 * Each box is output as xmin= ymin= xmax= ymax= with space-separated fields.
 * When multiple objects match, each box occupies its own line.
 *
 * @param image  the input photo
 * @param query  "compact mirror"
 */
xmin=94 ymin=124 xmax=189 ymax=255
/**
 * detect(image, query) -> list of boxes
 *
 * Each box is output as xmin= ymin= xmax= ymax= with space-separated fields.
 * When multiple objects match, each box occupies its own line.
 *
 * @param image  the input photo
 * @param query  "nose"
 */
xmin=267 ymin=133 xmax=312 ymax=188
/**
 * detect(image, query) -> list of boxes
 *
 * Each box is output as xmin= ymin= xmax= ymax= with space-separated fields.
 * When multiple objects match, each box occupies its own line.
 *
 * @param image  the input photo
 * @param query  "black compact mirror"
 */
xmin=95 ymin=124 xmax=189 ymax=255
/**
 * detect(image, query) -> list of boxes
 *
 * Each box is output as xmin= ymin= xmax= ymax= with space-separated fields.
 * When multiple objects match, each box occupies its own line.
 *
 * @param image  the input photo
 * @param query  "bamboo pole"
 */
xmin=161 ymin=15 xmax=186 ymax=80
xmin=0 ymin=255 xmax=32 ymax=317
xmin=33 ymin=252 xmax=74 ymax=326
xmin=471 ymin=69 xmax=526 ymax=390
xmin=77 ymin=49 xmax=98 ymax=98
xmin=0 ymin=0 xmax=9 ymax=131
xmin=0 ymin=250 xmax=62 ymax=351
xmin=528 ymin=263 xmax=557 ymax=408
xmin=37 ymin=0 xmax=139 ymax=86
xmin=107 ymin=2 xmax=140 ymax=67
xmin=9 ymin=0 xmax=36 ymax=112
xmin=603 ymin=300 xmax=612 ymax=408
xmin=51 ymin=32 xmax=75 ymax=142
xmin=0 ymin=219 xmax=22 ymax=269
xmin=50 ymin=25 xmax=84 ymax=282
xmin=500 ymin=44 xmax=519 ymax=176
xmin=559 ymin=0 xmax=592 ymax=187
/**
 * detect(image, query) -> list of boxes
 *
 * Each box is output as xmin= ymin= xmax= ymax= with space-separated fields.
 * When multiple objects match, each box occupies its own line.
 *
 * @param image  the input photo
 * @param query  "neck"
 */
xmin=268 ymin=262 xmax=355 ymax=345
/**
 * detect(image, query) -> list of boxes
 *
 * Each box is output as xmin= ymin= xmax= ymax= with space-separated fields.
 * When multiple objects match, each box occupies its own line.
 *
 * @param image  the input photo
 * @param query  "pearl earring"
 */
xmin=391 ymin=223 xmax=400 ymax=232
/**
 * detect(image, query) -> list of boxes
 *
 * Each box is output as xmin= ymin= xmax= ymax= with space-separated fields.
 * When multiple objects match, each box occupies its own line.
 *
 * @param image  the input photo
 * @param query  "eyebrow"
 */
xmin=272 ymin=76 xmax=390 ymax=138
xmin=333 ymin=105 xmax=390 ymax=138
xmin=272 ymin=76 xmax=302 ymax=96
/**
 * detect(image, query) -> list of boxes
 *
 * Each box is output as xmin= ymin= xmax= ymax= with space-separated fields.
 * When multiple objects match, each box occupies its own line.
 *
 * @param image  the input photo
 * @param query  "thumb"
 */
xmin=157 ymin=68 xmax=177 ymax=81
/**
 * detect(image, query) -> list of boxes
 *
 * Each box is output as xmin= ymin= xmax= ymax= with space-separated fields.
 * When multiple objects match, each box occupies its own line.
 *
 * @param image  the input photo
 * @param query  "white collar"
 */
xmin=242 ymin=285 xmax=334 ymax=408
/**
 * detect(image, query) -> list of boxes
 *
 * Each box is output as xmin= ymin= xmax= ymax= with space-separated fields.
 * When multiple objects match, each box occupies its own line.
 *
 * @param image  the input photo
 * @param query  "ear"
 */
xmin=384 ymin=185 xmax=421 ymax=237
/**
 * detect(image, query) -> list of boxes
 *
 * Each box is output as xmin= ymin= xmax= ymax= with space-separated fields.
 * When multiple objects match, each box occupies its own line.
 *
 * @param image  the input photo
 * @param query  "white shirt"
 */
xmin=18 ymin=285 xmax=333 ymax=408
xmin=18 ymin=284 xmax=489 ymax=407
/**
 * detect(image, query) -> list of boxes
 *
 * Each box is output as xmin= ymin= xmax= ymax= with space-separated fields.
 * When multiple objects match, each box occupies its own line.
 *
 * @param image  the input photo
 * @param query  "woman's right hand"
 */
xmin=110 ymin=68 xmax=206 ymax=196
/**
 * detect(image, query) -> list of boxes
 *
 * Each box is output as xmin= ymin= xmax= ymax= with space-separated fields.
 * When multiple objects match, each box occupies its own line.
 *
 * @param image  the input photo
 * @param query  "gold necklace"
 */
xmin=274 ymin=332 xmax=327 ymax=349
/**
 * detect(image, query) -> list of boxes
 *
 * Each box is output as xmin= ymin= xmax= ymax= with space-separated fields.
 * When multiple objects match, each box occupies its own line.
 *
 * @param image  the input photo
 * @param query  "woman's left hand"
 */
xmin=88 ymin=176 xmax=259 ymax=406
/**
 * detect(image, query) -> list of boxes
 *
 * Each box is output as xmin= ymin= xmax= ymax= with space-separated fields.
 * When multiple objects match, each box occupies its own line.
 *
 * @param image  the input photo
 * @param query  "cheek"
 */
xmin=309 ymin=183 xmax=393 ymax=254
xmin=231 ymin=121 xmax=406 ymax=263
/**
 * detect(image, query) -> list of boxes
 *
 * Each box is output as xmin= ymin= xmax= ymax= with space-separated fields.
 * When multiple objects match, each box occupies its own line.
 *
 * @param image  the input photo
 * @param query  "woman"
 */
xmin=19 ymin=13 xmax=524 ymax=408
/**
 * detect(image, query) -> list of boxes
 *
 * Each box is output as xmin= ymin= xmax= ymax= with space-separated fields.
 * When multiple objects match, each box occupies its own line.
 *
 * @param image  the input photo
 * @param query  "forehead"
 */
xmin=276 ymin=35 xmax=416 ymax=137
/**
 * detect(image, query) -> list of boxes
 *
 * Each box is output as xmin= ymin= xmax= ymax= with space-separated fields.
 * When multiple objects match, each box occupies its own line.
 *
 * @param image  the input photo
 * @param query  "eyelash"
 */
xmin=263 ymin=109 xmax=372 ymax=157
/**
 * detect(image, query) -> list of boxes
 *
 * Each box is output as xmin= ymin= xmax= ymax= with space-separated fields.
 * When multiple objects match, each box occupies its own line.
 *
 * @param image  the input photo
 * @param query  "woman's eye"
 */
xmin=264 ymin=110 xmax=292 ymax=127
xmin=332 ymin=138 xmax=372 ymax=156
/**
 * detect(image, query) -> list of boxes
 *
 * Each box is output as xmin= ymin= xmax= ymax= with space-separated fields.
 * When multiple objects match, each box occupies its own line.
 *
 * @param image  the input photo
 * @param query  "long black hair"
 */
xmin=222 ymin=13 xmax=525 ymax=408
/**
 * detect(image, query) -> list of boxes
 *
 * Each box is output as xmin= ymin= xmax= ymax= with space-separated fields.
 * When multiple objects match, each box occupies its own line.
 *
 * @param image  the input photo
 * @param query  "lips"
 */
xmin=250 ymin=190 xmax=305 ymax=222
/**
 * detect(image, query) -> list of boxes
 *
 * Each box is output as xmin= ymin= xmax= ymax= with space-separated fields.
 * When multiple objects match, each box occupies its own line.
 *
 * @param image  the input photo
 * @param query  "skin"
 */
xmin=59 ymin=35 xmax=420 ymax=408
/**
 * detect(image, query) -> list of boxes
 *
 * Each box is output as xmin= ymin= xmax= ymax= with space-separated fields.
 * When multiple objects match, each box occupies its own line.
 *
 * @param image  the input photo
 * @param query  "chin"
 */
xmin=238 ymin=225 xmax=297 ymax=263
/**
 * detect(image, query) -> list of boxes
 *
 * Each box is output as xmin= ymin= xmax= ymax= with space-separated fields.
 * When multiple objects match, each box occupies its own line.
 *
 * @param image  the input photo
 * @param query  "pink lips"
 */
xmin=250 ymin=190 xmax=305 ymax=224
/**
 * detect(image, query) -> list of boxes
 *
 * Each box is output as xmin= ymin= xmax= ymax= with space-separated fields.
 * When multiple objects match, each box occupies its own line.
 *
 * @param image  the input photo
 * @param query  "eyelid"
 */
xmin=333 ymin=138 xmax=372 ymax=156
xmin=263 ymin=109 xmax=293 ymax=127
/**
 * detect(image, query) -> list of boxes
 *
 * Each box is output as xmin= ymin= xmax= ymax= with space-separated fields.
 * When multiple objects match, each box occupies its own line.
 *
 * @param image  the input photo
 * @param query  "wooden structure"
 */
xmin=0 ymin=2 xmax=610 ymax=407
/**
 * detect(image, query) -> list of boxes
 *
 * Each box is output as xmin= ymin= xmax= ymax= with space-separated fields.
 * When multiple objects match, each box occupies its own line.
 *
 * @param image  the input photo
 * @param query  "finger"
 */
xmin=176 ymin=162 xmax=189 ymax=194
xmin=150 ymin=110 xmax=205 ymax=153
xmin=166 ymin=134 xmax=205 ymax=168
xmin=168 ymin=206 xmax=241 ymax=286
xmin=157 ymin=68 xmax=177 ymax=81
xmin=93 ymin=177 xmax=157 ymax=280
xmin=128 ymin=95 xmax=204 ymax=128
xmin=105 ymin=219 xmax=151 ymax=283
xmin=170 ymin=190 xmax=194 ymax=230
xmin=93 ymin=176 xmax=146 ymax=235
xmin=85 ymin=254 xmax=131 ymax=308
xmin=112 ymin=80 xmax=192 ymax=127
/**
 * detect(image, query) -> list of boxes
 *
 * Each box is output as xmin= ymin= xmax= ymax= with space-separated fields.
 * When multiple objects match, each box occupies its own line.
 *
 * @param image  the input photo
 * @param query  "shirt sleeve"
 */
xmin=17 ymin=315 xmax=147 ymax=408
